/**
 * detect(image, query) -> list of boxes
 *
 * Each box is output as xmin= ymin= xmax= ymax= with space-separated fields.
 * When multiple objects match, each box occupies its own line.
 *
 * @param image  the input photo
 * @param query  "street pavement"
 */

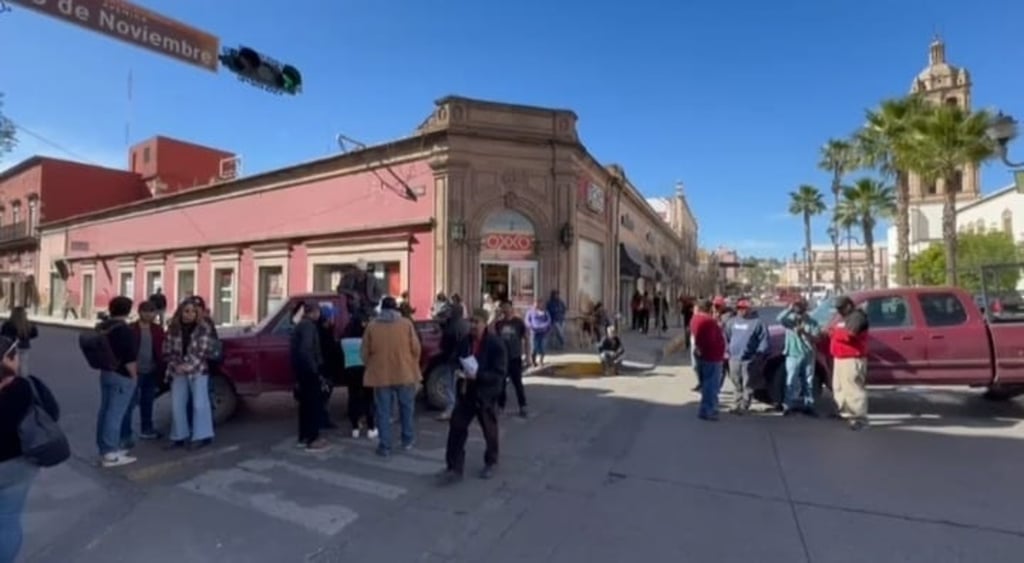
xmin=15 ymin=324 xmax=1024 ymax=562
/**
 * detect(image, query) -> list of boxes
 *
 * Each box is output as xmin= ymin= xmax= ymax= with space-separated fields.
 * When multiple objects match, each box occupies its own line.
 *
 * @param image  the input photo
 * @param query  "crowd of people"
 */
xmin=674 ymin=294 xmax=870 ymax=429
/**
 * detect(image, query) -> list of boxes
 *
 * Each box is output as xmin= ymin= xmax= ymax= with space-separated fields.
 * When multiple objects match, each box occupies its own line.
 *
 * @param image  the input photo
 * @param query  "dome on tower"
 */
xmin=909 ymin=37 xmax=970 ymax=94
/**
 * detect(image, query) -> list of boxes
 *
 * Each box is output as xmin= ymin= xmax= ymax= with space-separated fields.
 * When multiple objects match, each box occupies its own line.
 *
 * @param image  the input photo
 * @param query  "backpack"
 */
xmin=19 ymin=376 xmax=70 ymax=467
xmin=79 ymin=322 xmax=122 ymax=371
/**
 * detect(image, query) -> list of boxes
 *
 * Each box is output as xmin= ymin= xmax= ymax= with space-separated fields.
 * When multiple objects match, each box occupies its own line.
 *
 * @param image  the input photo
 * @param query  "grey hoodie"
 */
xmin=376 ymin=309 xmax=401 ymax=323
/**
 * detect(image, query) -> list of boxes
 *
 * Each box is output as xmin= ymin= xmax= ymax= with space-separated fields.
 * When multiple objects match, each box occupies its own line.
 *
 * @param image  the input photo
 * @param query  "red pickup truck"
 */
xmin=753 ymin=286 xmax=1024 ymax=407
xmin=208 ymin=293 xmax=446 ymax=423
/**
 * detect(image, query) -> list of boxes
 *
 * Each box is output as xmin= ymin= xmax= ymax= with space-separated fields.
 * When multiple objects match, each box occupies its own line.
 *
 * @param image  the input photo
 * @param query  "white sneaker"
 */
xmin=367 ymin=428 xmax=379 ymax=440
xmin=351 ymin=429 xmax=361 ymax=439
xmin=101 ymin=453 xmax=137 ymax=468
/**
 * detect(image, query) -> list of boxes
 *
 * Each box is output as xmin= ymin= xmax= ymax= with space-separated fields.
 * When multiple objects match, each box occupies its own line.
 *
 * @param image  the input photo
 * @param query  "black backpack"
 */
xmin=79 ymin=322 xmax=122 ymax=371
xmin=19 ymin=375 xmax=70 ymax=467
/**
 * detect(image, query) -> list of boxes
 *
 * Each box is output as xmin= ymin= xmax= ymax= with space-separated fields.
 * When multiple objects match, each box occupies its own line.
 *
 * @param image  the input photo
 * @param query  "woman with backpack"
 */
xmin=1 ymin=307 xmax=38 ymax=378
xmin=164 ymin=298 xmax=218 ymax=450
xmin=0 ymin=335 xmax=40 ymax=562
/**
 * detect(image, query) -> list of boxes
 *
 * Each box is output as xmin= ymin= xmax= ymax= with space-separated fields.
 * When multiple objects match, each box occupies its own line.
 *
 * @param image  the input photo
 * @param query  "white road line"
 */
xmin=238 ymin=458 xmax=407 ymax=500
xmin=273 ymin=439 xmax=443 ymax=476
xmin=179 ymin=468 xmax=358 ymax=535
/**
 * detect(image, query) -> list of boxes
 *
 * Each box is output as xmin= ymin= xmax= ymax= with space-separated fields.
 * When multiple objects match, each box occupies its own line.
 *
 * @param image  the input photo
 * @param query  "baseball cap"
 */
xmin=736 ymin=299 xmax=751 ymax=309
xmin=712 ymin=296 xmax=726 ymax=307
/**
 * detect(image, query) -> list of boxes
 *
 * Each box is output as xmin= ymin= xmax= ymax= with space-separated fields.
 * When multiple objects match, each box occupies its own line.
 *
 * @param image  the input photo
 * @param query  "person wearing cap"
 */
xmin=724 ymin=299 xmax=768 ymax=414
xmin=290 ymin=301 xmax=328 ymax=452
xmin=439 ymin=308 xmax=507 ymax=483
xmin=830 ymin=296 xmax=870 ymax=430
xmin=129 ymin=300 xmax=166 ymax=440
xmin=776 ymin=298 xmax=822 ymax=415
xmin=362 ymin=296 xmax=421 ymax=456
xmin=690 ymin=298 xmax=726 ymax=420
xmin=339 ymin=260 xmax=384 ymax=323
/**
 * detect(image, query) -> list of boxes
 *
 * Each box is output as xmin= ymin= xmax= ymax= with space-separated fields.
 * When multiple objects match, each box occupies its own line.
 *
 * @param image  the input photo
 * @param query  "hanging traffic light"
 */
xmin=219 ymin=46 xmax=302 ymax=95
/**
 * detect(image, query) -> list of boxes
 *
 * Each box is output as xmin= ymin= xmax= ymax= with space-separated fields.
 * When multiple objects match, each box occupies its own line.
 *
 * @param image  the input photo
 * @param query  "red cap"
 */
xmin=737 ymin=299 xmax=751 ymax=309
xmin=712 ymin=296 xmax=726 ymax=306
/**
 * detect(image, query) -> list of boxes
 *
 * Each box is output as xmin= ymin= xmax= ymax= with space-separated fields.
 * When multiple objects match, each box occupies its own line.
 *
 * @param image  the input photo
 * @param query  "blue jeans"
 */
xmin=170 ymin=374 xmax=215 ymax=442
xmin=374 ymin=385 xmax=416 ymax=453
xmin=784 ymin=355 xmax=816 ymax=410
xmin=696 ymin=361 xmax=722 ymax=418
xmin=96 ymin=371 xmax=137 ymax=455
xmin=531 ymin=331 xmax=547 ymax=360
xmin=0 ymin=458 xmax=37 ymax=563
xmin=551 ymin=321 xmax=565 ymax=349
xmin=125 ymin=370 xmax=160 ymax=437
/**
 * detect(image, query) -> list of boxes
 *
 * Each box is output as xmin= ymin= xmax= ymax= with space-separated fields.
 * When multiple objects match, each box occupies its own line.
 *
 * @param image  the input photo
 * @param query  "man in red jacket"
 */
xmin=830 ymin=296 xmax=870 ymax=430
xmin=691 ymin=298 xmax=726 ymax=421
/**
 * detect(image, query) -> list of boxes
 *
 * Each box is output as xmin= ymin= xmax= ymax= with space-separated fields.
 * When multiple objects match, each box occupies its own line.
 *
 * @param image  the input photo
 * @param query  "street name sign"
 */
xmin=10 ymin=0 xmax=220 ymax=72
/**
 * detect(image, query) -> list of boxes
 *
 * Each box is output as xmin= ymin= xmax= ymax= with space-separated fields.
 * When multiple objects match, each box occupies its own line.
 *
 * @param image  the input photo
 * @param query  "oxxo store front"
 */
xmin=478 ymin=209 xmax=538 ymax=313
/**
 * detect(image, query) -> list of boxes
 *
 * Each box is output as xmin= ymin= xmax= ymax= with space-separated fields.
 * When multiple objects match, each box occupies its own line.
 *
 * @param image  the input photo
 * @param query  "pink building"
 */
xmin=38 ymin=96 xmax=690 ymax=325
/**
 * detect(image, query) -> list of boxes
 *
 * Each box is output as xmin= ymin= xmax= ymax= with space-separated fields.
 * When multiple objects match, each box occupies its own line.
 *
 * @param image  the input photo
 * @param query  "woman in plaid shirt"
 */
xmin=164 ymin=298 xmax=219 ymax=449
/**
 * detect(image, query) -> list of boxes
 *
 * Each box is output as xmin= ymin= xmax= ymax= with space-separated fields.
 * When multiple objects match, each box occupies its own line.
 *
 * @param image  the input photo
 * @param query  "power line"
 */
xmin=11 ymin=122 xmax=102 ymax=165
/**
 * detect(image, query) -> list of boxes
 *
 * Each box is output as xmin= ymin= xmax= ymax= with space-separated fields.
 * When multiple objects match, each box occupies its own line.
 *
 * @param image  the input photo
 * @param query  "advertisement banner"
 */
xmin=11 ymin=0 xmax=221 ymax=72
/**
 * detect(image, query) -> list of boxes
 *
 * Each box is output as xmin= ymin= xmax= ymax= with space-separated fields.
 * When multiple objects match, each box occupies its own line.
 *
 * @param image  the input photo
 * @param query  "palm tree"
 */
xmin=833 ymin=197 xmax=859 ymax=289
xmin=842 ymin=178 xmax=896 ymax=289
xmin=819 ymin=139 xmax=859 ymax=292
xmin=855 ymin=96 xmax=927 ymax=287
xmin=789 ymin=185 xmax=827 ymax=293
xmin=907 ymin=104 xmax=996 ymax=286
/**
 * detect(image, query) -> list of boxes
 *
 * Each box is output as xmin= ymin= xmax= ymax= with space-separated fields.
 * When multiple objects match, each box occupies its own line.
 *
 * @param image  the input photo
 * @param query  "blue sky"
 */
xmin=3 ymin=0 xmax=1024 ymax=259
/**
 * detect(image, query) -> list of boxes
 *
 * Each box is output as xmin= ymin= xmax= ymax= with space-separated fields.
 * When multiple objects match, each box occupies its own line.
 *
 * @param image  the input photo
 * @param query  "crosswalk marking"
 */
xmin=272 ymin=439 xmax=444 ymax=476
xmin=179 ymin=467 xmax=359 ymax=535
xmin=237 ymin=458 xmax=407 ymax=500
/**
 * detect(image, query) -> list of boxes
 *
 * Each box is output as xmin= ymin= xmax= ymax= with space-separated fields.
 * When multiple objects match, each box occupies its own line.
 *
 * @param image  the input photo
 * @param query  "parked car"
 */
xmin=752 ymin=286 xmax=1024 ymax=407
xmin=207 ymin=293 xmax=445 ymax=424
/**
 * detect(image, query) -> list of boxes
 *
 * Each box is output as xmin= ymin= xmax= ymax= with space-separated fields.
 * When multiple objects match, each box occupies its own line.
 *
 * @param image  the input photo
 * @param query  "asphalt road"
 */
xmin=17 ymin=324 xmax=1024 ymax=562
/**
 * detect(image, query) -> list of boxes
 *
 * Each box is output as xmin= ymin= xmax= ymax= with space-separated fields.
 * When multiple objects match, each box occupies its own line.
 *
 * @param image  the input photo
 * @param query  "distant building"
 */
xmin=784 ymin=244 xmax=890 ymax=291
xmin=0 ymin=135 xmax=231 ymax=313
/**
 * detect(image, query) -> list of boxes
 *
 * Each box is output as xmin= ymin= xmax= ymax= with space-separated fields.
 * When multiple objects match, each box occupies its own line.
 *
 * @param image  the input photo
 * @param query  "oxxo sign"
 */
xmin=484 ymin=233 xmax=534 ymax=252
xmin=11 ymin=0 xmax=220 ymax=72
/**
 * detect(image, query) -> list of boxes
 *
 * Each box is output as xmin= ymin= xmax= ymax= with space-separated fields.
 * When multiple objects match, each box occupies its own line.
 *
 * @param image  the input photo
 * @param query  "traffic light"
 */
xmin=219 ymin=46 xmax=302 ymax=95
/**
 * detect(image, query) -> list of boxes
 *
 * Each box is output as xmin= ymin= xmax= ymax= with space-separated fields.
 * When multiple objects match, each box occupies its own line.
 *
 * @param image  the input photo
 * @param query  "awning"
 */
xmin=646 ymin=258 xmax=664 ymax=282
xmin=620 ymin=244 xmax=655 ymax=279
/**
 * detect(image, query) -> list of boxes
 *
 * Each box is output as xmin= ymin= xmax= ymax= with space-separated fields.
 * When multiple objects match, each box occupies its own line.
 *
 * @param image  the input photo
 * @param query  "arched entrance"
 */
xmin=478 ymin=209 xmax=538 ymax=312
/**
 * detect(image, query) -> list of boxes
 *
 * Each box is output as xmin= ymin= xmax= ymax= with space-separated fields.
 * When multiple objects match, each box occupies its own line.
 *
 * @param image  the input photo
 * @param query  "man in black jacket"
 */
xmin=439 ymin=308 xmax=507 ymax=483
xmin=290 ymin=301 xmax=328 ymax=451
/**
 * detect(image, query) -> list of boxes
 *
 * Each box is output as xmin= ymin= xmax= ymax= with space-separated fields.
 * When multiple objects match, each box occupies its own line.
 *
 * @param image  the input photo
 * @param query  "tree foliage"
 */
xmin=0 ymin=93 xmax=15 ymax=158
xmin=909 ymin=231 xmax=1020 ymax=291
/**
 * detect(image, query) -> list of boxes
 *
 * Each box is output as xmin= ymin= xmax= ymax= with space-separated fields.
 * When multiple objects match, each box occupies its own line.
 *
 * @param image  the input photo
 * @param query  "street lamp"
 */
xmin=987 ymin=112 xmax=1024 ymax=168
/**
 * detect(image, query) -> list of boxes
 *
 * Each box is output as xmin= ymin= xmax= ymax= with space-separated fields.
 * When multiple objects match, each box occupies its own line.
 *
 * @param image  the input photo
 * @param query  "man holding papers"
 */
xmin=439 ymin=308 xmax=508 ymax=483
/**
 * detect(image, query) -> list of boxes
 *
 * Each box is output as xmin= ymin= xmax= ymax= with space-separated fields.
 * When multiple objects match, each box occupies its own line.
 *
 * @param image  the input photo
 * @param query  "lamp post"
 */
xmin=986 ymin=113 xmax=1024 ymax=191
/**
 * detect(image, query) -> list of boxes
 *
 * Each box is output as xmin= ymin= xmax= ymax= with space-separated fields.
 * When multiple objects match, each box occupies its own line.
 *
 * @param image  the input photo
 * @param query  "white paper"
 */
xmin=459 ymin=356 xmax=479 ymax=377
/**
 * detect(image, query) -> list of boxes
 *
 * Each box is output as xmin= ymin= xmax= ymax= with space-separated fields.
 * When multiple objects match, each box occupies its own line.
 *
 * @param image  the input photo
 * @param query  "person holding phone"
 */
xmin=0 ymin=336 xmax=36 ymax=563
xmin=1 ymin=307 xmax=38 ymax=378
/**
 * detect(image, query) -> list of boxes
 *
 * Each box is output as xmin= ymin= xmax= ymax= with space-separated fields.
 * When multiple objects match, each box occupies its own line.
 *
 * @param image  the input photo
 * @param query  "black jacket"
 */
xmin=290 ymin=318 xmax=323 ymax=384
xmin=1 ymin=322 xmax=38 ymax=350
xmin=460 ymin=331 xmax=507 ymax=403
xmin=318 ymin=322 xmax=345 ymax=384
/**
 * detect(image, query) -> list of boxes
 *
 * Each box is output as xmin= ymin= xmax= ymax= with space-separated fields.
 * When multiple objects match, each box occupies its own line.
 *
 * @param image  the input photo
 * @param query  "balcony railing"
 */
xmin=0 ymin=222 xmax=34 ymax=242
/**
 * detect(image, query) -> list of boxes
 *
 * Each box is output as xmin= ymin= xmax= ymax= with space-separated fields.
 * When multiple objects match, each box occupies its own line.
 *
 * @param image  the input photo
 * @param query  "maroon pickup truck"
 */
xmin=753 ymin=286 xmax=1024 ymax=407
xmin=208 ymin=293 xmax=446 ymax=423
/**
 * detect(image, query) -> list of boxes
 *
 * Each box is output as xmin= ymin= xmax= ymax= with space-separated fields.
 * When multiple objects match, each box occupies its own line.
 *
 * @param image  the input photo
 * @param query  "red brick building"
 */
xmin=37 ymin=96 xmax=696 ymax=326
xmin=0 ymin=136 xmax=233 ymax=312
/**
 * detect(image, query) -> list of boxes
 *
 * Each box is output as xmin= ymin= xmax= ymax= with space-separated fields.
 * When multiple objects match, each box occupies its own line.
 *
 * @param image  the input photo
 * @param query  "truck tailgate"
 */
xmin=987 ymin=323 xmax=1024 ymax=384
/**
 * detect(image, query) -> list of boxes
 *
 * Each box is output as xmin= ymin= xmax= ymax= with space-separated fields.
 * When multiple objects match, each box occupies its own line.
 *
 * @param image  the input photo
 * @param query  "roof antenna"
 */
xmin=334 ymin=132 xmax=417 ymax=201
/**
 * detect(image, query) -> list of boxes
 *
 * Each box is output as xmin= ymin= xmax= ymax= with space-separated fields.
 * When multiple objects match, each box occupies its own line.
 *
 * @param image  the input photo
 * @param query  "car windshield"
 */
xmin=251 ymin=299 xmax=291 ymax=333
xmin=808 ymin=299 xmax=836 ymax=327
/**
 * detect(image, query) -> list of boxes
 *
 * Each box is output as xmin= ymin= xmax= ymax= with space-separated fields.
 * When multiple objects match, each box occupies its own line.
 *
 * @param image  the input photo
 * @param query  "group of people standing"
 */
xmin=682 ymin=295 xmax=870 ymax=430
xmin=85 ymin=294 xmax=222 ymax=468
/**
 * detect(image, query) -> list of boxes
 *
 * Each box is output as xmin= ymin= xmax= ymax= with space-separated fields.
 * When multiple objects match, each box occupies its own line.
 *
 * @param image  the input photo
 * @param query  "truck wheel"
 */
xmin=210 ymin=374 xmax=239 ymax=425
xmin=752 ymin=361 xmax=785 ymax=408
xmin=424 ymin=365 xmax=450 ymax=411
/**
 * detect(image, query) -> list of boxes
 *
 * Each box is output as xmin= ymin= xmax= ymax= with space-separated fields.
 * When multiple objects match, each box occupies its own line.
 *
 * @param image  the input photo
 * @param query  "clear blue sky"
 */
xmin=3 ymin=0 xmax=1024 ymax=259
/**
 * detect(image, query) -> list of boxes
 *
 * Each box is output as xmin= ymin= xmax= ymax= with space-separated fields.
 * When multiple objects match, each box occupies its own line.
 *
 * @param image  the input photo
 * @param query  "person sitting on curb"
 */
xmin=597 ymin=326 xmax=625 ymax=376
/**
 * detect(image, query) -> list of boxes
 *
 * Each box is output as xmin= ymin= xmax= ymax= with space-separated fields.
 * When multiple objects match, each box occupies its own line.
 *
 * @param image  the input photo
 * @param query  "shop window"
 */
xmin=176 ymin=269 xmax=196 ymax=303
xmin=119 ymin=271 xmax=134 ymax=298
xmin=1003 ymin=210 xmax=1013 ymax=236
xmin=11 ymin=201 xmax=21 ymax=225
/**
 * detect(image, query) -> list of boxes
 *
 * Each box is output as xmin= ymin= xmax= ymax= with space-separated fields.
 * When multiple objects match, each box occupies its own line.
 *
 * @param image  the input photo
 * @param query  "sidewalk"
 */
xmin=540 ymin=326 xmax=690 ymax=370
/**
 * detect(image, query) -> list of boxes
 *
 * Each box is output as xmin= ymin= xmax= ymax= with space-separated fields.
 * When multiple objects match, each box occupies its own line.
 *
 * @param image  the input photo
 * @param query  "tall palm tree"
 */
xmin=907 ymin=104 xmax=996 ymax=286
xmin=842 ymin=178 xmax=896 ymax=289
xmin=819 ymin=139 xmax=859 ymax=293
xmin=833 ymin=197 xmax=860 ymax=289
xmin=855 ymin=96 xmax=927 ymax=287
xmin=789 ymin=185 xmax=827 ymax=293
